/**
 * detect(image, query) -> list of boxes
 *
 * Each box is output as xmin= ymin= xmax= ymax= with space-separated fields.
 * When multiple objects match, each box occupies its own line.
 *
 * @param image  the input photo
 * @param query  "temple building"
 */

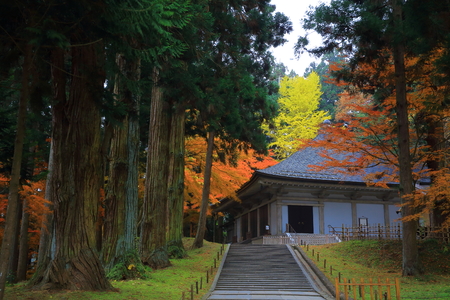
xmin=214 ymin=138 xmax=415 ymax=243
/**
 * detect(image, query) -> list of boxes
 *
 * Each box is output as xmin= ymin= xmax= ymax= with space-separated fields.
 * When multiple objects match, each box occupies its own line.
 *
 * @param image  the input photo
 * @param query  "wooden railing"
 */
xmin=263 ymin=234 xmax=340 ymax=245
xmin=285 ymin=223 xmax=297 ymax=233
xmin=296 ymin=234 xmax=341 ymax=245
xmin=335 ymin=278 xmax=400 ymax=300
xmin=263 ymin=235 xmax=302 ymax=245
xmin=330 ymin=224 xmax=403 ymax=241
xmin=417 ymin=226 xmax=450 ymax=243
xmin=329 ymin=224 xmax=450 ymax=243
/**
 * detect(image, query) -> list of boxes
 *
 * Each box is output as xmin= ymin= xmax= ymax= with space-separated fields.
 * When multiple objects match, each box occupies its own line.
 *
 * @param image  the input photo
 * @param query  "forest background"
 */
xmin=2 ymin=0 xmax=450 ymax=299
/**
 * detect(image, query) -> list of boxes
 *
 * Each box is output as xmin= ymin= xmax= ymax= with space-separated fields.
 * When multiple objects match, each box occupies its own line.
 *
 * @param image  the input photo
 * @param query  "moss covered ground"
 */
xmin=304 ymin=239 xmax=450 ymax=300
xmin=5 ymin=238 xmax=223 ymax=300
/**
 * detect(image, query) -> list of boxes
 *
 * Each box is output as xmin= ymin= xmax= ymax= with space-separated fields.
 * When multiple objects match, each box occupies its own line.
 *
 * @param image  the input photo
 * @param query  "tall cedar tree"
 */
xmin=191 ymin=0 xmax=292 ymax=249
xmin=102 ymin=54 xmax=141 ymax=274
xmin=319 ymin=48 xmax=450 ymax=224
xmin=0 ymin=0 xmax=47 ymax=289
xmin=0 ymin=44 xmax=32 ymax=297
xmin=138 ymin=0 xmax=200 ymax=268
xmin=297 ymin=0 xmax=426 ymax=276
xmin=139 ymin=0 xmax=213 ymax=260
xmin=140 ymin=68 xmax=172 ymax=268
xmin=29 ymin=0 xmax=192 ymax=290
xmin=30 ymin=40 xmax=113 ymax=290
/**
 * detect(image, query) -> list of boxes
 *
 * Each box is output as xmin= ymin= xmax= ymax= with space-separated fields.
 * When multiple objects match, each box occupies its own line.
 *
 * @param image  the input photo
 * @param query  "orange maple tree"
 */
xmin=0 ymin=160 xmax=50 ymax=278
xmin=18 ymin=179 xmax=50 ymax=252
xmin=309 ymin=48 xmax=450 ymax=226
xmin=183 ymin=136 xmax=277 ymax=235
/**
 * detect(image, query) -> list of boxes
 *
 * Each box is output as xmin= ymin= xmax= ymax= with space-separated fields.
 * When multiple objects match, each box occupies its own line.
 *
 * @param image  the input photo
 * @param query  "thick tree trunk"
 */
xmin=167 ymin=105 xmax=186 ymax=257
xmin=192 ymin=130 xmax=215 ymax=249
xmin=29 ymin=44 xmax=112 ymax=290
xmin=391 ymin=0 xmax=421 ymax=276
xmin=425 ymin=117 xmax=448 ymax=228
xmin=103 ymin=54 xmax=140 ymax=271
xmin=140 ymin=67 xmax=171 ymax=269
xmin=0 ymin=44 xmax=32 ymax=300
xmin=8 ymin=197 xmax=22 ymax=283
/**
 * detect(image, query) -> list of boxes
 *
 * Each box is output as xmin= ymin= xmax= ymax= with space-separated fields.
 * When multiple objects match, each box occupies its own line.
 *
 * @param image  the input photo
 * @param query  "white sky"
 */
xmin=270 ymin=0 xmax=329 ymax=76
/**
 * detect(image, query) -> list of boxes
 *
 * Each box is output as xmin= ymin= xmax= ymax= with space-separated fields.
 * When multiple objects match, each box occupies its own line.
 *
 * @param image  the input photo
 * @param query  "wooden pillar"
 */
xmin=319 ymin=202 xmax=325 ymax=234
xmin=277 ymin=201 xmax=282 ymax=235
xmin=247 ymin=212 xmax=251 ymax=238
xmin=384 ymin=203 xmax=390 ymax=226
xmin=257 ymin=207 xmax=260 ymax=237
xmin=351 ymin=202 xmax=357 ymax=227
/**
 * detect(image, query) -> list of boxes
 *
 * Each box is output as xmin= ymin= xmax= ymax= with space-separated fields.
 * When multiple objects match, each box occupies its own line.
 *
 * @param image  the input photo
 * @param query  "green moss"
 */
xmin=167 ymin=240 xmax=187 ymax=259
xmin=304 ymin=239 xmax=450 ymax=299
xmin=7 ymin=238 xmax=222 ymax=300
xmin=106 ymin=250 xmax=152 ymax=280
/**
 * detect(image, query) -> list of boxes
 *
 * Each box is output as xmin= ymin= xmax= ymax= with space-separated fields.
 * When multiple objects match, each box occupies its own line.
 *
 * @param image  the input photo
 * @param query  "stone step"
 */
xmin=205 ymin=244 xmax=329 ymax=300
xmin=214 ymin=244 xmax=315 ymax=293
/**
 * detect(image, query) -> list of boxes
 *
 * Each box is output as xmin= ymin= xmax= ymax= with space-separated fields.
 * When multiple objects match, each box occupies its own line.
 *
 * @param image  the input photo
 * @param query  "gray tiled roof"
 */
xmin=257 ymin=140 xmax=397 ymax=184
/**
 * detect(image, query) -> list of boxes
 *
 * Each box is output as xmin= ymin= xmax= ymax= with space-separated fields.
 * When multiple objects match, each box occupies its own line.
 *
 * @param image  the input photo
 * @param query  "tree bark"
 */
xmin=140 ymin=67 xmax=171 ymax=269
xmin=424 ymin=117 xmax=448 ymax=228
xmin=192 ymin=130 xmax=215 ymax=249
xmin=102 ymin=54 xmax=140 ymax=271
xmin=8 ymin=195 xmax=22 ymax=283
xmin=16 ymin=198 xmax=30 ymax=282
xmin=167 ymin=105 xmax=186 ymax=257
xmin=29 ymin=43 xmax=112 ymax=290
xmin=0 ymin=43 xmax=32 ymax=300
xmin=391 ymin=0 xmax=421 ymax=276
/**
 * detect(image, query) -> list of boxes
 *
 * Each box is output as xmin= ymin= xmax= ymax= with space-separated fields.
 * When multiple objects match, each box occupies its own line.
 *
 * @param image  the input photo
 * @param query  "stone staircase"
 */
xmin=205 ymin=244 xmax=329 ymax=300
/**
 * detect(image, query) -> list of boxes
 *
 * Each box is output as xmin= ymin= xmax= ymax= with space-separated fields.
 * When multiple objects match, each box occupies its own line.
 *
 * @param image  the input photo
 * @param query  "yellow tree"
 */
xmin=264 ymin=72 xmax=328 ymax=159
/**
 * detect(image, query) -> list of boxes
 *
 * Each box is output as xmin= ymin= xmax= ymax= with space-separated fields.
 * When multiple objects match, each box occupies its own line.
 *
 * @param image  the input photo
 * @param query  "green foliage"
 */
xmin=0 ymin=105 xmax=17 ymax=174
xmin=182 ymin=0 xmax=292 ymax=155
xmin=167 ymin=240 xmax=187 ymax=259
xmin=304 ymin=50 xmax=344 ymax=120
xmin=263 ymin=72 xmax=328 ymax=159
xmin=106 ymin=250 xmax=151 ymax=281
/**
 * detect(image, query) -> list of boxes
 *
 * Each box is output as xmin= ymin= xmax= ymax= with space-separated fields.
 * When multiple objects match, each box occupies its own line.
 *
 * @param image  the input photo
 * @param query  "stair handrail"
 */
xmin=328 ymin=224 xmax=337 ymax=234
xmin=285 ymin=223 xmax=297 ymax=233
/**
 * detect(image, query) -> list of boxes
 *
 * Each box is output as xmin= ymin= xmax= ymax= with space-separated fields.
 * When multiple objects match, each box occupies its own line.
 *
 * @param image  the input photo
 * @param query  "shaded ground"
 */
xmin=5 ymin=238 xmax=222 ymax=300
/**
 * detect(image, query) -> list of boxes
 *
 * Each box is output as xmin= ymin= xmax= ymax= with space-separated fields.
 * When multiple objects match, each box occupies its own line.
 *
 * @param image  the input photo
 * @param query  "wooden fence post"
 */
xmin=395 ymin=278 xmax=400 ymax=300
xmin=335 ymin=278 xmax=340 ymax=300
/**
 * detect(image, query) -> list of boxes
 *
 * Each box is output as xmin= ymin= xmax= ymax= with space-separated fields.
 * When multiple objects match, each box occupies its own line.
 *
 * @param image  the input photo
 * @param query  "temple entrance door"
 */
xmin=288 ymin=205 xmax=313 ymax=233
